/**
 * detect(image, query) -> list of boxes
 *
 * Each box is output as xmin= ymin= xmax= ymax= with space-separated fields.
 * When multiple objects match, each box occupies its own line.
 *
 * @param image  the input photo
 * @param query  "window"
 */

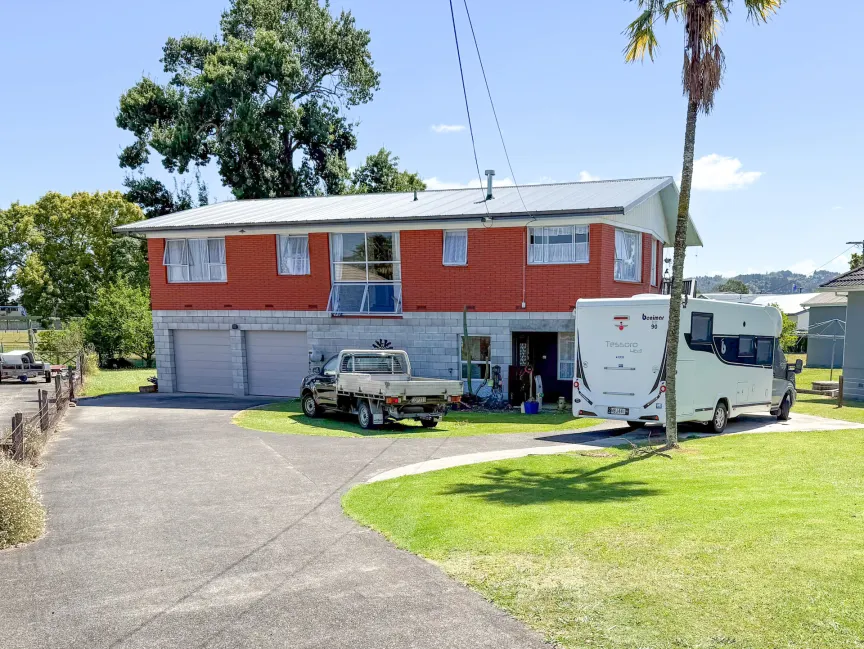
xmin=691 ymin=313 xmax=713 ymax=343
xmin=327 ymin=232 xmax=402 ymax=315
xmin=460 ymin=335 xmax=491 ymax=380
xmin=350 ymin=353 xmax=407 ymax=374
xmin=322 ymin=356 xmax=338 ymax=376
xmin=558 ymin=331 xmax=575 ymax=380
xmin=528 ymin=225 xmax=589 ymax=264
xmin=278 ymin=235 xmax=310 ymax=275
xmin=163 ymin=238 xmax=226 ymax=283
xmin=650 ymin=239 xmax=658 ymax=287
xmin=443 ymin=230 xmax=468 ymax=266
xmin=756 ymin=338 xmax=774 ymax=365
xmin=614 ymin=229 xmax=642 ymax=282
xmin=739 ymin=336 xmax=755 ymax=358
xmin=340 ymin=355 xmax=354 ymax=372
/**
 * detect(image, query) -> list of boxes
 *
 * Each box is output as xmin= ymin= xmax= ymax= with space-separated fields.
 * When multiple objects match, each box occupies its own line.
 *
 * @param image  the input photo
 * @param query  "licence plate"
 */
xmin=608 ymin=407 xmax=629 ymax=416
xmin=410 ymin=397 xmax=427 ymax=404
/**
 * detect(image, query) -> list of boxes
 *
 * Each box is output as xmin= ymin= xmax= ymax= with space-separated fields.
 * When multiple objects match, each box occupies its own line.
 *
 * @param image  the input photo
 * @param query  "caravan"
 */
xmin=573 ymin=295 xmax=800 ymax=433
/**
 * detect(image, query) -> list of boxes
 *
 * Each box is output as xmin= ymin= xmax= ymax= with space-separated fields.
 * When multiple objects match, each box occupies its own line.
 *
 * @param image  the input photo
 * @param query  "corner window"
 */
xmin=558 ymin=331 xmax=575 ymax=380
xmin=691 ymin=312 xmax=713 ymax=343
xmin=650 ymin=239 xmax=658 ymax=287
xmin=739 ymin=336 xmax=755 ymax=358
xmin=528 ymin=225 xmax=589 ymax=264
xmin=460 ymin=335 xmax=491 ymax=379
xmin=327 ymin=232 xmax=402 ymax=315
xmin=614 ymin=229 xmax=642 ymax=282
xmin=163 ymin=238 xmax=227 ymax=283
xmin=443 ymin=230 xmax=468 ymax=266
xmin=278 ymin=235 xmax=310 ymax=275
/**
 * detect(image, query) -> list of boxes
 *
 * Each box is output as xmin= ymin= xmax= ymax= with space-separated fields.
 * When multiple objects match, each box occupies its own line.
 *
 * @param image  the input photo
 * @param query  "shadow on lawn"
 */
xmin=441 ymin=455 xmax=663 ymax=506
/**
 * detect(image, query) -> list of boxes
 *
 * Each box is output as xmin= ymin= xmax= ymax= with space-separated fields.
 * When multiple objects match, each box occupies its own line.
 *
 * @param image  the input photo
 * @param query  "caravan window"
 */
xmin=756 ymin=338 xmax=774 ymax=365
xmin=690 ymin=313 xmax=713 ymax=343
xmin=739 ymin=336 xmax=755 ymax=358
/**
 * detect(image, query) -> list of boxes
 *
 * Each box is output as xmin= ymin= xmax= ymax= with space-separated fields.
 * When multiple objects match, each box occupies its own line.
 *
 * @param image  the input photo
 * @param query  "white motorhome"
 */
xmin=573 ymin=296 xmax=800 ymax=433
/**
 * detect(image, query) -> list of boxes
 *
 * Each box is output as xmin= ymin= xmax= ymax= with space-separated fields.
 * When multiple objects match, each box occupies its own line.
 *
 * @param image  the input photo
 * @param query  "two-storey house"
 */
xmin=116 ymin=177 xmax=702 ymax=403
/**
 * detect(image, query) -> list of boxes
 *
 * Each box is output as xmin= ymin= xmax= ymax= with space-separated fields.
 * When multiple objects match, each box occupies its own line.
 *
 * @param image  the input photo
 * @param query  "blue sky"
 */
xmin=1 ymin=1 xmax=861 ymax=277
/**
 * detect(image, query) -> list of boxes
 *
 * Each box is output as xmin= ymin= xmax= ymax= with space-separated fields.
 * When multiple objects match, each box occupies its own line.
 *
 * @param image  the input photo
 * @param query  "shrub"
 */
xmin=0 ymin=458 xmax=46 ymax=549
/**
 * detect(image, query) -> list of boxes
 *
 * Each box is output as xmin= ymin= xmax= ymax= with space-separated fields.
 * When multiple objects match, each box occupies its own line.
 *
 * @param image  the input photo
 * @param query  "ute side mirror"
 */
xmin=795 ymin=358 xmax=803 ymax=374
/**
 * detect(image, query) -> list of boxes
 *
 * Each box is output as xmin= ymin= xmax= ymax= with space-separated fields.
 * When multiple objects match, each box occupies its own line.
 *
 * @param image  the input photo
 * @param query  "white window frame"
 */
xmin=327 ymin=232 xmax=402 ymax=316
xmin=162 ymin=237 xmax=227 ymax=283
xmin=527 ymin=225 xmax=590 ymax=265
xmin=458 ymin=334 xmax=491 ymax=381
xmin=613 ymin=228 xmax=642 ymax=283
xmin=277 ymin=234 xmax=311 ymax=276
xmin=443 ymin=230 xmax=468 ymax=266
xmin=650 ymin=238 xmax=658 ymax=287
xmin=558 ymin=331 xmax=575 ymax=380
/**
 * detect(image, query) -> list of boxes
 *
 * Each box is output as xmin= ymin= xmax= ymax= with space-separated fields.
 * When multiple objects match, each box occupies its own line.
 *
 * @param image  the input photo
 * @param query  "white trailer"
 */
xmin=572 ymin=296 xmax=800 ymax=433
xmin=1 ymin=350 xmax=52 ymax=383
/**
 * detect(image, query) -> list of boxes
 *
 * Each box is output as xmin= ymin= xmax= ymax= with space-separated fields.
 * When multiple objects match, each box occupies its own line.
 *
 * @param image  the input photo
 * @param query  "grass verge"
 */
xmin=344 ymin=430 xmax=864 ymax=648
xmin=80 ymin=368 xmax=155 ymax=398
xmin=234 ymin=401 xmax=601 ymax=438
xmin=0 ymin=458 xmax=46 ymax=549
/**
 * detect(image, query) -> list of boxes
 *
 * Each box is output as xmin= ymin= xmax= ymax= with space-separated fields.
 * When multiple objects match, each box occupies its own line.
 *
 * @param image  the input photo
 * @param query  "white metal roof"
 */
xmin=701 ymin=292 xmax=818 ymax=315
xmin=801 ymin=293 xmax=848 ymax=307
xmin=115 ymin=177 xmax=703 ymax=246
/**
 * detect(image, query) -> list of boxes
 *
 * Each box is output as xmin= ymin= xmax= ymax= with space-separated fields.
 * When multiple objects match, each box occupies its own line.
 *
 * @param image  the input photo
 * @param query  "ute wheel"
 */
xmin=627 ymin=421 xmax=647 ymax=430
xmin=302 ymin=393 xmax=321 ymax=418
xmin=420 ymin=419 xmax=439 ymax=428
xmin=710 ymin=401 xmax=728 ymax=434
xmin=357 ymin=400 xmax=377 ymax=430
xmin=777 ymin=394 xmax=792 ymax=421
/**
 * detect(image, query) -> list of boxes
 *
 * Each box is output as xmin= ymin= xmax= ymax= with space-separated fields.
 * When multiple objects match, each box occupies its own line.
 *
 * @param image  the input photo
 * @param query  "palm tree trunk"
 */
xmin=664 ymin=98 xmax=699 ymax=448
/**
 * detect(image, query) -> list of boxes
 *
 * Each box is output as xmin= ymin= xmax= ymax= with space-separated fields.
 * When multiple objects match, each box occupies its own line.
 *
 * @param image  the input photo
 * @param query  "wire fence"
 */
xmin=1 ymin=352 xmax=86 ymax=465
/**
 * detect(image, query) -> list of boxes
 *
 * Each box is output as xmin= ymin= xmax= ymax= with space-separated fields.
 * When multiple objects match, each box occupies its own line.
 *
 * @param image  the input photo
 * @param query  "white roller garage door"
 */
xmin=246 ymin=331 xmax=308 ymax=397
xmin=173 ymin=330 xmax=234 ymax=395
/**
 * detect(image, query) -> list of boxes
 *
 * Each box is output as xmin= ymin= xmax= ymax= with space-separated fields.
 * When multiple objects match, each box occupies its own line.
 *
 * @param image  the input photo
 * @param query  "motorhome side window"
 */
xmin=690 ymin=313 xmax=713 ymax=343
xmin=756 ymin=338 xmax=773 ymax=365
xmin=738 ymin=336 xmax=755 ymax=358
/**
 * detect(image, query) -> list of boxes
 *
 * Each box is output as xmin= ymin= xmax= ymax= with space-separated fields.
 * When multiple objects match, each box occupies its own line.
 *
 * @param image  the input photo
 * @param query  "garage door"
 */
xmin=246 ymin=331 xmax=308 ymax=397
xmin=173 ymin=330 xmax=234 ymax=395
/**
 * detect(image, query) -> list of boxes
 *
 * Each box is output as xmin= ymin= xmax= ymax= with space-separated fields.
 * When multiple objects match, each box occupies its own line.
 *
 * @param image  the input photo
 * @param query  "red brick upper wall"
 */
xmin=147 ymin=224 xmax=660 ymax=312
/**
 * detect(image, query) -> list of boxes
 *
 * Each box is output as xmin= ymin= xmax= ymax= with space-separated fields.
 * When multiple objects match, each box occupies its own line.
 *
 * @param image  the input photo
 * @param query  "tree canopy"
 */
xmin=11 ymin=192 xmax=146 ymax=319
xmin=84 ymin=281 xmax=155 ymax=365
xmin=123 ymin=172 xmax=209 ymax=219
xmin=117 ymin=0 xmax=381 ymax=199
xmin=349 ymin=148 xmax=425 ymax=194
xmin=851 ymin=252 xmax=862 ymax=271
xmin=716 ymin=278 xmax=750 ymax=294
xmin=0 ymin=206 xmax=35 ymax=305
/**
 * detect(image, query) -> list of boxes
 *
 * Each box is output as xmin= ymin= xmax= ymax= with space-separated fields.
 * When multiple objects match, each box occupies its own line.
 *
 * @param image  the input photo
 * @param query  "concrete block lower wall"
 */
xmin=152 ymin=310 xmax=574 ymax=397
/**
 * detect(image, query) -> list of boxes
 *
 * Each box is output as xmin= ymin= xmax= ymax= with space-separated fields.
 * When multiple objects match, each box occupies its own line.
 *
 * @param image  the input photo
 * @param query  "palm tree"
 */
xmin=624 ymin=0 xmax=783 ymax=447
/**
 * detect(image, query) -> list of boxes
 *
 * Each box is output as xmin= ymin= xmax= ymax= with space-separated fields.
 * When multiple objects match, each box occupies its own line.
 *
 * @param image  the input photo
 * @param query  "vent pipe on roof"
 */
xmin=413 ymin=190 xmax=418 ymax=201
xmin=485 ymin=169 xmax=495 ymax=200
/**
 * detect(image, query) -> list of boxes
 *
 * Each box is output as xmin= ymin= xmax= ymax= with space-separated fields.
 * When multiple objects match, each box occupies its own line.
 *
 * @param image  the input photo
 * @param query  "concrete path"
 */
xmin=1 ymin=394 xmax=859 ymax=649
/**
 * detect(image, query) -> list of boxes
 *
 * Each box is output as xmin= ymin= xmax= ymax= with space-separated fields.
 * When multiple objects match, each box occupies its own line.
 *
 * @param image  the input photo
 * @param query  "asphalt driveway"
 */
xmin=1 ymin=394 xmax=857 ymax=648
xmin=0 ymin=377 xmax=52 ymax=426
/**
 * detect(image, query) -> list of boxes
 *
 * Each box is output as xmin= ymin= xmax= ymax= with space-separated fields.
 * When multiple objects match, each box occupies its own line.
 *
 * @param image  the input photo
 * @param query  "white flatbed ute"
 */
xmin=1 ymin=350 xmax=52 ymax=383
xmin=301 ymin=350 xmax=463 ymax=429
xmin=573 ymin=296 xmax=801 ymax=433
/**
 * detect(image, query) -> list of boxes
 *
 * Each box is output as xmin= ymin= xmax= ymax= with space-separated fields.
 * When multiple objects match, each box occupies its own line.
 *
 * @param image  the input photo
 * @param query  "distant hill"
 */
xmin=694 ymin=270 xmax=839 ymax=295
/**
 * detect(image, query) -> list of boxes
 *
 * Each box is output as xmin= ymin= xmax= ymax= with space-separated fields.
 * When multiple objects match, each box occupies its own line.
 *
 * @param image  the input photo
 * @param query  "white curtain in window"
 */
xmin=280 ymin=235 xmax=310 ymax=275
xmin=164 ymin=240 xmax=190 ymax=282
xmin=615 ymin=229 xmax=641 ymax=282
xmin=545 ymin=226 xmax=576 ymax=263
xmin=187 ymin=239 xmax=210 ymax=282
xmin=558 ymin=332 xmax=575 ymax=379
xmin=443 ymin=230 xmax=468 ymax=265
xmin=650 ymin=239 xmax=658 ymax=286
xmin=207 ymin=238 xmax=226 ymax=281
xmin=528 ymin=226 xmax=588 ymax=263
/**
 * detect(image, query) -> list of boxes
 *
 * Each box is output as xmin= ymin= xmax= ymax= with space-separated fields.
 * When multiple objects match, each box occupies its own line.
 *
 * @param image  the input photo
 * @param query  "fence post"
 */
xmin=69 ymin=371 xmax=76 ymax=402
xmin=79 ymin=351 xmax=85 ymax=378
xmin=838 ymin=375 xmax=844 ymax=409
xmin=11 ymin=412 xmax=24 ymax=462
xmin=38 ymin=389 xmax=49 ymax=432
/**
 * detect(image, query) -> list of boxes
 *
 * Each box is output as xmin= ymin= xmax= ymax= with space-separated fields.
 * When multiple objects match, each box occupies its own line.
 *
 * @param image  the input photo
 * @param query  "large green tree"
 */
xmin=0 ymin=206 xmax=36 ymax=305
xmin=624 ymin=0 xmax=784 ymax=447
xmin=117 ymin=0 xmax=380 ymax=199
xmin=13 ymin=192 xmax=145 ymax=319
xmin=123 ymin=172 xmax=209 ymax=219
xmin=851 ymin=252 xmax=862 ymax=271
xmin=84 ymin=281 xmax=155 ymax=366
xmin=350 ymin=148 xmax=426 ymax=194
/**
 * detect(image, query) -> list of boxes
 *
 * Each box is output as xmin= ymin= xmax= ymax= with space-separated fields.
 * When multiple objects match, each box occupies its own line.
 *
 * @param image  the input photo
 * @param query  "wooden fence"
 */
xmin=1 ymin=352 xmax=85 ymax=463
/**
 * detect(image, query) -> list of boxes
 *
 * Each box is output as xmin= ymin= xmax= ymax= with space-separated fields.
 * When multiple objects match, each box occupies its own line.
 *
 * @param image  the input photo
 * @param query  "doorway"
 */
xmin=509 ymin=332 xmax=572 ymax=405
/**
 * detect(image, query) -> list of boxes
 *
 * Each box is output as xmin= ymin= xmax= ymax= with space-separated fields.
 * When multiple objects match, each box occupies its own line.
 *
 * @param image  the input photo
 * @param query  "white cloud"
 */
xmin=423 ymin=176 xmax=515 ymax=191
xmin=691 ymin=154 xmax=762 ymax=191
xmin=578 ymin=171 xmax=601 ymax=182
xmin=430 ymin=124 xmax=466 ymax=134
xmin=789 ymin=255 xmax=851 ymax=276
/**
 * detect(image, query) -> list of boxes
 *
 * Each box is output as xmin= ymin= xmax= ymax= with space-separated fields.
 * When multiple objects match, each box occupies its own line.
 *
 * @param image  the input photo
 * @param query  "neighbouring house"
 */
xmin=701 ymin=292 xmax=818 ymax=334
xmin=115 ymin=177 xmax=702 ymax=403
xmin=819 ymin=267 xmax=864 ymax=401
xmin=801 ymin=293 xmax=847 ymax=369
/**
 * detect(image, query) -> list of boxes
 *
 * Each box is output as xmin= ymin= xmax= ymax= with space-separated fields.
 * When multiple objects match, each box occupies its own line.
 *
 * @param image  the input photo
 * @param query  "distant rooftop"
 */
xmin=114 ymin=176 xmax=703 ymax=246
xmin=819 ymin=266 xmax=864 ymax=291
xmin=801 ymin=293 xmax=848 ymax=307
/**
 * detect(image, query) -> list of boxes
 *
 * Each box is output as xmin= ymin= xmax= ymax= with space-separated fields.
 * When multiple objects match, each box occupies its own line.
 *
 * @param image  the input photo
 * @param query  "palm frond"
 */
xmin=624 ymin=9 xmax=661 ymax=62
xmin=744 ymin=0 xmax=783 ymax=23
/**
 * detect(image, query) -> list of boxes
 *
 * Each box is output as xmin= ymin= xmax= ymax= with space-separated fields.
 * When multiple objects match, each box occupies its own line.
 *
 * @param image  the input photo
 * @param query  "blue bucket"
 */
xmin=524 ymin=401 xmax=540 ymax=415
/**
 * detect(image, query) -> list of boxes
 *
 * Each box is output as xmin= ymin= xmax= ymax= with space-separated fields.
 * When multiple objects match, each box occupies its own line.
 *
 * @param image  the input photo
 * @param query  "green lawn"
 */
xmin=80 ymin=368 xmax=155 ymax=397
xmin=344 ymin=431 xmax=864 ymax=649
xmin=234 ymin=401 xmax=601 ymax=438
